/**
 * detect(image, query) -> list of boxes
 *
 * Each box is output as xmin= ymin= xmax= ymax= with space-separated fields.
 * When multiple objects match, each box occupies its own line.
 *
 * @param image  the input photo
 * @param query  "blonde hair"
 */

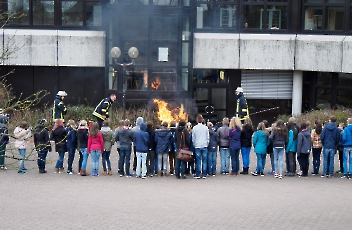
xmin=79 ymin=120 xmax=87 ymax=127
xmin=257 ymin=122 xmax=268 ymax=136
xmin=67 ymin=119 xmax=76 ymax=130
xmin=230 ymin=117 xmax=242 ymax=131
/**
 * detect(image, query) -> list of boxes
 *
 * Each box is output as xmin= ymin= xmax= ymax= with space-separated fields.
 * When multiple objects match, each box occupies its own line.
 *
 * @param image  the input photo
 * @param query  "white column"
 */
xmin=292 ymin=70 xmax=303 ymax=116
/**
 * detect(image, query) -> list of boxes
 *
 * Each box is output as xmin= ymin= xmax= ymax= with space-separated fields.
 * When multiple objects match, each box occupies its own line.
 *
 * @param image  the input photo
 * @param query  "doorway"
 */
xmin=193 ymin=85 xmax=228 ymax=123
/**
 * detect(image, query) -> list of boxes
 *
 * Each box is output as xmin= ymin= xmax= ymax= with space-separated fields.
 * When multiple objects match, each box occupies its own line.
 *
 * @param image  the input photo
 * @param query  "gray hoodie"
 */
xmin=297 ymin=129 xmax=311 ymax=156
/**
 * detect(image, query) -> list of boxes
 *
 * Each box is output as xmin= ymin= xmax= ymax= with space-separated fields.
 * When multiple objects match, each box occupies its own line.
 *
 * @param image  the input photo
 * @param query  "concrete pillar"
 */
xmin=292 ymin=70 xmax=303 ymax=116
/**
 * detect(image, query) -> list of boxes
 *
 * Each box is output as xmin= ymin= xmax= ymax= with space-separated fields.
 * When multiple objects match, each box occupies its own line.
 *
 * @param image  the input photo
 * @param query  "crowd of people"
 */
xmin=0 ymin=90 xmax=351 ymax=180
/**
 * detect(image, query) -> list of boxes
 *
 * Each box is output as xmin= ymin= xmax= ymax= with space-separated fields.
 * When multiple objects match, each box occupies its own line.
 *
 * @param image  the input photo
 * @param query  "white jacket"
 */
xmin=14 ymin=127 xmax=31 ymax=149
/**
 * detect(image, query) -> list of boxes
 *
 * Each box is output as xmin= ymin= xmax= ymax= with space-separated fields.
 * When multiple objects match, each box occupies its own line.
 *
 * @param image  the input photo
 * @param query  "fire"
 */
xmin=151 ymin=77 xmax=161 ymax=90
xmin=153 ymin=99 xmax=188 ymax=124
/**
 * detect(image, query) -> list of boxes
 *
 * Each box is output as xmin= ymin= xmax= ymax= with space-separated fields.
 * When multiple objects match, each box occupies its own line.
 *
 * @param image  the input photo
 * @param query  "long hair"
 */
xmin=275 ymin=120 xmax=287 ymax=137
xmin=243 ymin=117 xmax=253 ymax=131
xmin=286 ymin=121 xmax=298 ymax=139
xmin=67 ymin=119 xmax=77 ymax=130
xmin=257 ymin=122 xmax=268 ymax=136
xmin=230 ymin=117 xmax=242 ymax=131
xmin=52 ymin=119 xmax=64 ymax=131
xmin=89 ymin=122 xmax=100 ymax=137
xmin=315 ymin=120 xmax=322 ymax=135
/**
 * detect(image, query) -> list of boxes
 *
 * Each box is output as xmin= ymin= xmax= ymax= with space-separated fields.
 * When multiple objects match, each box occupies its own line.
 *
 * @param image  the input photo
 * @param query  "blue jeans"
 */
xmin=343 ymin=147 xmax=352 ymax=175
xmin=18 ymin=149 xmax=26 ymax=171
xmin=195 ymin=147 xmax=208 ymax=176
xmin=90 ymin=150 xmax=101 ymax=174
xmin=158 ymin=153 xmax=169 ymax=173
xmin=119 ymin=146 xmax=131 ymax=175
xmin=67 ymin=147 xmax=75 ymax=171
xmin=207 ymin=151 xmax=217 ymax=174
xmin=55 ymin=152 xmax=65 ymax=169
xmin=80 ymin=148 xmax=88 ymax=170
xmin=219 ymin=147 xmax=230 ymax=173
xmin=136 ymin=152 xmax=147 ymax=177
xmin=273 ymin=148 xmax=284 ymax=175
xmin=102 ymin=150 xmax=111 ymax=171
xmin=256 ymin=153 xmax=266 ymax=173
xmin=241 ymin=147 xmax=251 ymax=168
xmin=230 ymin=148 xmax=240 ymax=173
xmin=323 ymin=148 xmax=336 ymax=175
xmin=37 ymin=150 xmax=48 ymax=170
xmin=312 ymin=148 xmax=322 ymax=174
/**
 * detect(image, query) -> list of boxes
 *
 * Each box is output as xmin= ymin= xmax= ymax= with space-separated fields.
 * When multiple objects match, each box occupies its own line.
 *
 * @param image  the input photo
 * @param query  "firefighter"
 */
xmin=52 ymin=90 xmax=67 ymax=123
xmin=92 ymin=94 xmax=117 ymax=128
xmin=235 ymin=87 xmax=249 ymax=122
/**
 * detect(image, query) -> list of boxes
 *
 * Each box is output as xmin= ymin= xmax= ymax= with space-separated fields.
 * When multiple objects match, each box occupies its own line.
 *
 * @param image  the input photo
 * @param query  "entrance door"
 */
xmin=193 ymin=86 xmax=228 ymax=122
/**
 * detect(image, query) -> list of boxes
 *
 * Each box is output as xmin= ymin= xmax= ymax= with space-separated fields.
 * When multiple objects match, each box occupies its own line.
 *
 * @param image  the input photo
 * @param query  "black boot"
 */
xmin=244 ymin=167 xmax=249 ymax=175
xmin=240 ymin=167 xmax=245 ymax=174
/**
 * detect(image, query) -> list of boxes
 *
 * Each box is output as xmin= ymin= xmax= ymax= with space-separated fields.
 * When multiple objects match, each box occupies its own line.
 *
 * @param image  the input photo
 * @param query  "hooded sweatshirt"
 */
xmin=297 ymin=129 xmax=311 ymax=155
xmin=116 ymin=127 xmax=134 ymax=147
xmin=133 ymin=123 xmax=149 ymax=153
xmin=154 ymin=126 xmax=171 ymax=154
xmin=342 ymin=124 xmax=352 ymax=147
xmin=101 ymin=126 xmax=114 ymax=151
xmin=321 ymin=122 xmax=340 ymax=149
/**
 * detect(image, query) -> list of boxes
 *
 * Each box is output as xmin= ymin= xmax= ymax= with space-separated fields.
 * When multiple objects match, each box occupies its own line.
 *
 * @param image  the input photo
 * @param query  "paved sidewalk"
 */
xmin=1 ymin=147 xmax=351 ymax=229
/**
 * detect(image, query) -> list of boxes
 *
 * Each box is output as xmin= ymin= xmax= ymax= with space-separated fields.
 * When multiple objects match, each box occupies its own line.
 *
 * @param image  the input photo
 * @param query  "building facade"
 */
xmin=3 ymin=0 xmax=352 ymax=125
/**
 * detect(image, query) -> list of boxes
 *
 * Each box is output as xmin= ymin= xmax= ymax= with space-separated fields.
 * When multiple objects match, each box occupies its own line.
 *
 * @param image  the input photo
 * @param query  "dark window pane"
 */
xmin=304 ymin=0 xmax=323 ymax=3
xmin=197 ymin=3 xmax=214 ymax=28
xmin=151 ymin=68 xmax=177 ymax=92
xmin=125 ymin=67 xmax=148 ymax=91
xmin=326 ymin=7 xmax=344 ymax=31
xmin=268 ymin=0 xmax=288 ymax=2
xmin=218 ymin=5 xmax=237 ymax=29
xmin=317 ymin=72 xmax=332 ymax=85
xmin=152 ymin=16 xmax=178 ymax=40
xmin=338 ymin=89 xmax=352 ymax=108
xmin=326 ymin=0 xmax=344 ymax=3
xmin=243 ymin=5 xmax=264 ymax=29
xmin=62 ymin=1 xmax=83 ymax=26
xmin=7 ymin=0 xmax=29 ymax=25
xmin=193 ymin=69 xmax=229 ymax=84
xmin=121 ymin=15 xmax=148 ymax=40
xmin=338 ymin=73 xmax=352 ymax=87
xmin=33 ymin=0 xmax=54 ymax=25
xmin=268 ymin=5 xmax=287 ymax=29
xmin=87 ymin=1 xmax=102 ymax=26
xmin=304 ymin=7 xmax=322 ymax=30
xmin=153 ymin=0 xmax=179 ymax=6
xmin=120 ymin=0 xmax=149 ymax=4
xmin=316 ymin=88 xmax=331 ymax=108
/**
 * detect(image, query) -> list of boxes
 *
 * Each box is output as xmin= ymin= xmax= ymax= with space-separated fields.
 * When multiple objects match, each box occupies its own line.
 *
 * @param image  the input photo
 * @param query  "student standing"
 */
xmin=65 ymin=119 xmax=77 ymax=174
xmin=88 ymin=122 xmax=104 ymax=176
xmin=311 ymin=120 xmax=323 ymax=175
xmin=228 ymin=117 xmax=242 ymax=176
xmin=341 ymin=117 xmax=352 ymax=179
xmin=207 ymin=122 xmax=219 ymax=176
xmin=192 ymin=114 xmax=209 ymax=179
xmin=133 ymin=122 xmax=149 ymax=179
xmin=101 ymin=120 xmax=115 ymax=175
xmin=77 ymin=120 xmax=89 ymax=176
xmin=14 ymin=121 xmax=32 ymax=174
xmin=240 ymin=117 xmax=254 ymax=175
xmin=297 ymin=122 xmax=311 ymax=178
xmin=51 ymin=119 xmax=67 ymax=173
xmin=34 ymin=119 xmax=51 ymax=173
xmin=252 ymin=122 xmax=269 ymax=176
xmin=269 ymin=120 xmax=288 ymax=179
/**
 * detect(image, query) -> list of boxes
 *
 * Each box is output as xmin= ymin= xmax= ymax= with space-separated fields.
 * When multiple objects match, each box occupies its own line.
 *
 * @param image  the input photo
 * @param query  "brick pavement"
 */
xmin=1 ymin=146 xmax=352 ymax=229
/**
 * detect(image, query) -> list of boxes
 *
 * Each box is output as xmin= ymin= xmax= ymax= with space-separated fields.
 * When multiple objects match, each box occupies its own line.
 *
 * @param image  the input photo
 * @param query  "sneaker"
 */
xmin=126 ymin=174 xmax=132 ymax=177
xmin=141 ymin=176 xmax=146 ymax=179
xmin=311 ymin=172 xmax=316 ymax=176
xmin=221 ymin=172 xmax=226 ymax=175
xmin=202 ymin=176 xmax=207 ymax=179
xmin=78 ymin=170 xmax=81 ymax=175
xmin=68 ymin=171 xmax=73 ymax=175
xmin=274 ymin=174 xmax=279 ymax=178
xmin=297 ymin=171 xmax=302 ymax=176
xmin=278 ymin=174 xmax=282 ymax=179
xmin=252 ymin=172 xmax=258 ymax=176
xmin=225 ymin=172 xmax=229 ymax=175
xmin=341 ymin=175 xmax=346 ymax=179
xmin=336 ymin=170 xmax=343 ymax=174
xmin=260 ymin=172 xmax=265 ymax=177
xmin=194 ymin=176 xmax=200 ymax=179
xmin=66 ymin=170 xmax=71 ymax=174
xmin=327 ymin=175 xmax=333 ymax=178
xmin=18 ymin=170 xmax=26 ymax=174
xmin=181 ymin=175 xmax=187 ymax=179
xmin=212 ymin=173 xmax=216 ymax=177
xmin=1 ymin=166 xmax=7 ymax=170
xmin=119 ymin=174 xmax=123 ymax=177
xmin=321 ymin=174 xmax=325 ymax=178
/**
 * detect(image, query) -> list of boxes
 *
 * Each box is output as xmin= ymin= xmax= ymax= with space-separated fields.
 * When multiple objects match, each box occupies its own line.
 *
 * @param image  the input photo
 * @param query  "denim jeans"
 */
xmin=273 ymin=148 xmax=284 ymax=175
xmin=37 ymin=150 xmax=48 ymax=170
xmin=343 ymin=147 xmax=352 ymax=175
xmin=269 ymin=152 xmax=275 ymax=172
xmin=219 ymin=147 xmax=230 ymax=173
xmin=78 ymin=150 xmax=83 ymax=172
xmin=207 ymin=151 xmax=217 ymax=174
xmin=230 ymin=148 xmax=240 ymax=173
xmin=90 ymin=150 xmax=101 ymax=174
xmin=195 ymin=147 xmax=208 ymax=176
xmin=0 ymin=145 xmax=5 ymax=166
xmin=18 ymin=149 xmax=26 ymax=171
xmin=119 ymin=146 xmax=131 ymax=176
xmin=136 ymin=152 xmax=147 ymax=177
xmin=323 ymin=148 xmax=336 ymax=175
xmin=241 ymin=147 xmax=251 ymax=168
xmin=102 ymin=150 xmax=111 ymax=171
xmin=67 ymin=147 xmax=75 ymax=171
xmin=256 ymin=153 xmax=266 ymax=173
xmin=55 ymin=152 xmax=65 ymax=169
xmin=147 ymin=150 xmax=155 ymax=176
xmin=158 ymin=153 xmax=169 ymax=173
xmin=80 ymin=148 xmax=88 ymax=170
xmin=312 ymin=148 xmax=322 ymax=174
xmin=175 ymin=148 xmax=186 ymax=178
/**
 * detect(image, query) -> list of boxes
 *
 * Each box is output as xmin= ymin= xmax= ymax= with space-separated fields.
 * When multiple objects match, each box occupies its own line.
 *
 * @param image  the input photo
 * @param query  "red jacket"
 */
xmin=88 ymin=131 xmax=104 ymax=154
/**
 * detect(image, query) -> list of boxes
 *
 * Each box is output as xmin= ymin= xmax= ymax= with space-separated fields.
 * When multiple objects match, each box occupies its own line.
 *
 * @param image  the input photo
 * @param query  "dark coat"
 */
xmin=133 ymin=123 xmax=149 ymax=153
xmin=154 ymin=126 xmax=172 ymax=154
xmin=208 ymin=129 xmax=219 ymax=151
xmin=51 ymin=126 xmax=67 ymax=153
xmin=65 ymin=126 xmax=77 ymax=149
xmin=52 ymin=95 xmax=67 ymax=122
xmin=228 ymin=127 xmax=241 ymax=149
xmin=175 ymin=126 xmax=190 ymax=150
xmin=241 ymin=125 xmax=254 ymax=147
xmin=146 ymin=127 xmax=156 ymax=151
xmin=321 ymin=122 xmax=340 ymax=149
xmin=77 ymin=127 xmax=88 ymax=149
xmin=33 ymin=125 xmax=52 ymax=152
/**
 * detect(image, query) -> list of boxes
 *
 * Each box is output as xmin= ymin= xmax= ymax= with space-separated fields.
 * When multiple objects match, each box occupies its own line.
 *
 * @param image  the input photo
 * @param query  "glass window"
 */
xmin=151 ymin=43 xmax=177 ymax=66
xmin=193 ymin=69 xmax=222 ymax=83
xmin=86 ymin=1 xmax=102 ymax=26
xmin=119 ymin=0 xmax=149 ymax=4
xmin=121 ymin=15 xmax=148 ymax=40
xmin=7 ymin=0 xmax=29 ymax=25
xmin=181 ymin=68 xmax=189 ymax=91
xmin=304 ymin=7 xmax=322 ymax=30
xmin=218 ymin=5 xmax=237 ymax=29
xmin=151 ymin=68 xmax=177 ymax=92
xmin=304 ymin=0 xmax=323 ymax=2
xmin=316 ymin=88 xmax=331 ymax=108
xmin=183 ymin=0 xmax=191 ymax=6
xmin=153 ymin=0 xmax=179 ymax=6
xmin=338 ymin=73 xmax=352 ymax=87
xmin=337 ymin=89 xmax=352 ymax=108
xmin=326 ymin=7 xmax=344 ymax=31
xmin=317 ymin=72 xmax=332 ymax=85
xmin=326 ymin=0 xmax=344 ymax=3
xmin=123 ymin=42 xmax=148 ymax=65
xmin=126 ymin=67 xmax=148 ymax=91
xmin=62 ymin=1 xmax=83 ymax=26
xmin=196 ymin=3 xmax=214 ymax=28
xmin=33 ymin=0 xmax=54 ymax=25
xmin=182 ymin=16 xmax=191 ymax=41
xmin=267 ymin=5 xmax=287 ymax=29
xmin=268 ymin=0 xmax=288 ymax=2
xmin=182 ymin=42 xmax=190 ymax=66
xmin=152 ymin=16 xmax=178 ymax=41
xmin=243 ymin=5 xmax=264 ymax=29
xmin=109 ymin=66 xmax=118 ymax=90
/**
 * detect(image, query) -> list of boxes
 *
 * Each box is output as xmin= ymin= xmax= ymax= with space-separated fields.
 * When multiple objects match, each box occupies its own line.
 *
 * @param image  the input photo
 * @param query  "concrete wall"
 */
xmin=194 ymin=33 xmax=352 ymax=73
xmin=2 ymin=29 xmax=105 ymax=67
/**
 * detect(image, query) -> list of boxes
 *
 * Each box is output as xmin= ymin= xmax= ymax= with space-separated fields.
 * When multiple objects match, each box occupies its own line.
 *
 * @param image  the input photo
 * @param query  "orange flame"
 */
xmin=151 ymin=77 xmax=161 ymax=90
xmin=153 ymin=99 xmax=188 ymax=124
